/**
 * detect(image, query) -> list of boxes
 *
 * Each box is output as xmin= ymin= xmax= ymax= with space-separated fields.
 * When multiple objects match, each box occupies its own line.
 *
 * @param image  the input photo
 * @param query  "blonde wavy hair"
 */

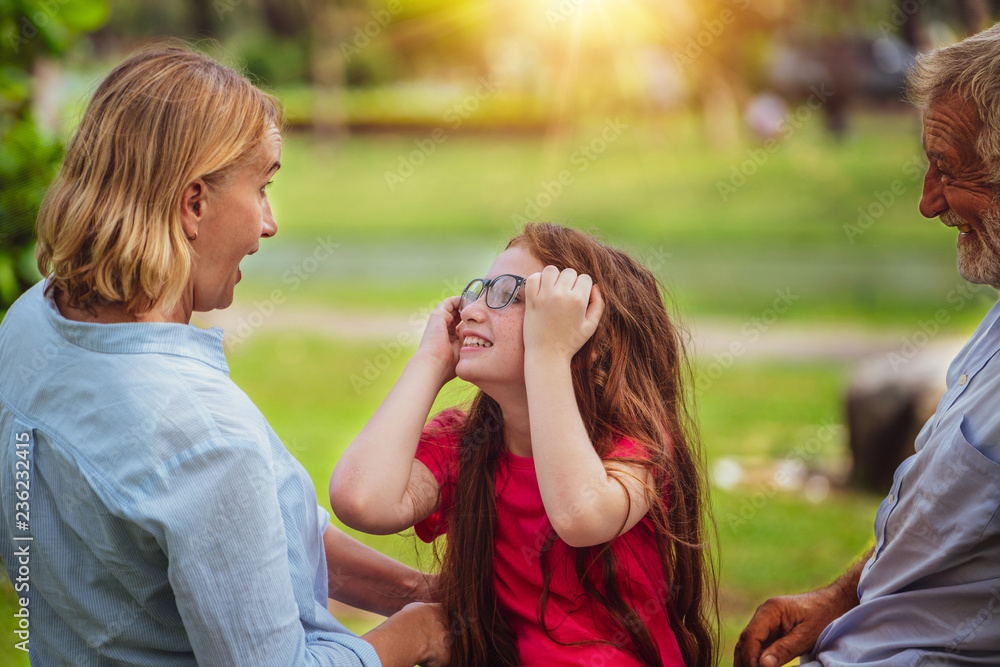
xmin=36 ymin=44 xmax=282 ymax=316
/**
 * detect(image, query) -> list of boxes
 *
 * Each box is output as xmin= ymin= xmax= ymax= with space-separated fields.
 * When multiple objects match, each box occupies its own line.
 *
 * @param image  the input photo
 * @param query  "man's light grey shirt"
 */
xmin=807 ymin=298 xmax=1000 ymax=666
xmin=0 ymin=281 xmax=381 ymax=666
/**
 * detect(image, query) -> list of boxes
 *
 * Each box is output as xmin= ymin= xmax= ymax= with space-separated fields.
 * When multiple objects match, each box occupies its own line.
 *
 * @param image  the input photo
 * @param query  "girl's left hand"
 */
xmin=523 ymin=265 xmax=604 ymax=363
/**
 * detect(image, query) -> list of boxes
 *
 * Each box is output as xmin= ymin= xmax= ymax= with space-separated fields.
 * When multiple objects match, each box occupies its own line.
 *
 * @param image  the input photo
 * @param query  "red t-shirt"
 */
xmin=414 ymin=410 xmax=685 ymax=667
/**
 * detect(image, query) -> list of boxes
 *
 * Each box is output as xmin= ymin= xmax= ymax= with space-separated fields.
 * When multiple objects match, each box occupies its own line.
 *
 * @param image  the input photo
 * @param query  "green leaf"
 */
xmin=37 ymin=15 xmax=71 ymax=54
xmin=59 ymin=0 xmax=108 ymax=31
xmin=0 ymin=65 xmax=30 ymax=102
xmin=0 ymin=253 xmax=18 ymax=306
xmin=16 ymin=243 xmax=40 ymax=285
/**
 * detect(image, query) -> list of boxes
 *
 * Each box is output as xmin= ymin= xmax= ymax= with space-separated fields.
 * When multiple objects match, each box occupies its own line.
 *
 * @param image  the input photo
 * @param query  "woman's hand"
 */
xmin=362 ymin=601 xmax=452 ymax=667
xmin=406 ymin=602 xmax=452 ymax=667
xmin=414 ymin=296 xmax=462 ymax=386
xmin=523 ymin=266 xmax=604 ymax=364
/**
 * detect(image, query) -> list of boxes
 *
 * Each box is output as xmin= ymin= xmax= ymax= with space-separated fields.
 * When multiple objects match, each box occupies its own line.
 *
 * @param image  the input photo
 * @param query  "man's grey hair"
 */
xmin=908 ymin=22 xmax=1000 ymax=183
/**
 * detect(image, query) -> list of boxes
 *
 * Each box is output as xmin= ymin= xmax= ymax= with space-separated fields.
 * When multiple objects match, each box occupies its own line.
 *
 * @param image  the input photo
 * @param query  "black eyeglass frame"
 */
xmin=459 ymin=274 xmax=528 ymax=312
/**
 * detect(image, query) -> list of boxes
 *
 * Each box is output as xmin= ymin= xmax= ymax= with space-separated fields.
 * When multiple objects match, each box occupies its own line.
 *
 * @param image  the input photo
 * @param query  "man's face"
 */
xmin=920 ymin=94 xmax=1000 ymax=288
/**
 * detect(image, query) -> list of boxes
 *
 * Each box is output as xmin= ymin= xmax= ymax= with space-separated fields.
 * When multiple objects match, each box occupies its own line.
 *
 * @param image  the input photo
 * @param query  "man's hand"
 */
xmin=735 ymin=549 xmax=870 ymax=667
xmin=734 ymin=589 xmax=843 ymax=667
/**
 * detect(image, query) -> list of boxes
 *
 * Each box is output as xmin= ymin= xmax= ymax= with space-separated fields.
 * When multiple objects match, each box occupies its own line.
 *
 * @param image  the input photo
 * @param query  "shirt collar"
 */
xmin=41 ymin=281 xmax=230 ymax=374
xmin=981 ymin=297 xmax=1000 ymax=336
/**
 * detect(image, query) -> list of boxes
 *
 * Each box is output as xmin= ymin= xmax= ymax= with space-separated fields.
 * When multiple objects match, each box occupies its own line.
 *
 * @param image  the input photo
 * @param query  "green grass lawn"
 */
xmin=0 ymin=332 xmax=876 ymax=665
xmin=270 ymin=112 xmax=937 ymax=253
xmin=232 ymin=335 xmax=880 ymax=663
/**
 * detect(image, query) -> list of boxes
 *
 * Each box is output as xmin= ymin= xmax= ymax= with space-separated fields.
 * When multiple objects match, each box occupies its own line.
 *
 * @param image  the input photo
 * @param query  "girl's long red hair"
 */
xmin=433 ymin=223 xmax=718 ymax=666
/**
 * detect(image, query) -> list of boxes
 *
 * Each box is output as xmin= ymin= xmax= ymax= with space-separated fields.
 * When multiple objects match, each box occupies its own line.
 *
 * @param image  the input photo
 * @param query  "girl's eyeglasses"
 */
xmin=459 ymin=274 xmax=527 ymax=312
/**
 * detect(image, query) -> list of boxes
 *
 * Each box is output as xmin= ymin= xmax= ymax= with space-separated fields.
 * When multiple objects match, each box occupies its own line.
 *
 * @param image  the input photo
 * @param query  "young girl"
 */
xmin=330 ymin=223 xmax=717 ymax=666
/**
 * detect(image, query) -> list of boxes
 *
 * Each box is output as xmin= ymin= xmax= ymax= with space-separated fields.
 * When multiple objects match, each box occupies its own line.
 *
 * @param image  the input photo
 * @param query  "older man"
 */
xmin=735 ymin=24 xmax=1000 ymax=667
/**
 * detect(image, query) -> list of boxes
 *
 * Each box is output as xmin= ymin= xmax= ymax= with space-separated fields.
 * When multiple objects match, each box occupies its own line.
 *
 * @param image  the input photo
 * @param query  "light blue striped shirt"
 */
xmin=805 ymin=299 xmax=1000 ymax=666
xmin=0 ymin=281 xmax=381 ymax=666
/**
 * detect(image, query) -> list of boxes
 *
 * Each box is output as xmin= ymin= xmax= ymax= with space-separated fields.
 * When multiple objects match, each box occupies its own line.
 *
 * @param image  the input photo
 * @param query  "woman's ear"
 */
xmin=179 ymin=179 xmax=207 ymax=241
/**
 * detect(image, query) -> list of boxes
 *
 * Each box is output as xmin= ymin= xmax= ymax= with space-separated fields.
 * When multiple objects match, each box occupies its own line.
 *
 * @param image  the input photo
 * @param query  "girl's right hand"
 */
xmin=414 ymin=296 xmax=462 ymax=385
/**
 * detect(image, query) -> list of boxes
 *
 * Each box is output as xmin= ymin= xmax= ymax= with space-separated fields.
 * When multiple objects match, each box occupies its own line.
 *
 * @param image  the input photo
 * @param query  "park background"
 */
xmin=3 ymin=0 xmax=1000 ymax=664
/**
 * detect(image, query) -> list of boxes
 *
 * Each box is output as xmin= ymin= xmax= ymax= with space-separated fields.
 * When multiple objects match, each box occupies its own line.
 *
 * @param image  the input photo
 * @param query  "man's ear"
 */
xmin=179 ymin=179 xmax=207 ymax=241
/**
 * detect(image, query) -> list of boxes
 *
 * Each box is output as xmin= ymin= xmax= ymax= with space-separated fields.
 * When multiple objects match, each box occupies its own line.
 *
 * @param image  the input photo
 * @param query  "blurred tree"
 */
xmin=97 ymin=0 xmax=198 ymax=42
xmin=0 ymin=0 xmax=108 ymax=315
xmin=188 ymin=0 xmax=218 ymax=38
xmin=259 ymin=0 xmax=307 ymax=38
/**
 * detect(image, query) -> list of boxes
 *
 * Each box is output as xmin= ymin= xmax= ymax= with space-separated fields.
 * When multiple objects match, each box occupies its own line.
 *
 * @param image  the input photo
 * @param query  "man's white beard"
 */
xmin=949 ymin=207 xmax=1000 ymax=289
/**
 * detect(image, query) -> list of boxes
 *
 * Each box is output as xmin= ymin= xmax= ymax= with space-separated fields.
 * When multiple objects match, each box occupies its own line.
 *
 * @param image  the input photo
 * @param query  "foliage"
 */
xmin=0 ymin=0 xmax=108 ymax=312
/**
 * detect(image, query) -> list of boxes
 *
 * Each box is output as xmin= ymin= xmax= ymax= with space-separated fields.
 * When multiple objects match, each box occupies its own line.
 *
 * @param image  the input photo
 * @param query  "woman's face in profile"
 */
xmin=187 ymin=125 xmax=282 ymax=312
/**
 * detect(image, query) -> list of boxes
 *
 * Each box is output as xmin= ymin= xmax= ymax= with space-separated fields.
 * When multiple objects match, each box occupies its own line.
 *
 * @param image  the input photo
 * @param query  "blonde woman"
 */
xmin=0 ymin=46 xmax=449 ymax=666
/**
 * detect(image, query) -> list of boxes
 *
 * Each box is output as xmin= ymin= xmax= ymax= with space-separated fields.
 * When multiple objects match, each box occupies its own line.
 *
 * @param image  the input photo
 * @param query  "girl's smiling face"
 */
xmin=456 ymin=245 xmax=545 ymax=392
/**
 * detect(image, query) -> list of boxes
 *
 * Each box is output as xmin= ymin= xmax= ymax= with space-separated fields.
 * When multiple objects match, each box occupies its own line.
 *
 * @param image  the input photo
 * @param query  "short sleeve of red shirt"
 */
xmin=413 ymin=409 xmax=465 ymax=542
xmin=607 ymin=435 xmax=649 ymax=460
xmin=604 ymin=434 xmax=669 ymax=531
